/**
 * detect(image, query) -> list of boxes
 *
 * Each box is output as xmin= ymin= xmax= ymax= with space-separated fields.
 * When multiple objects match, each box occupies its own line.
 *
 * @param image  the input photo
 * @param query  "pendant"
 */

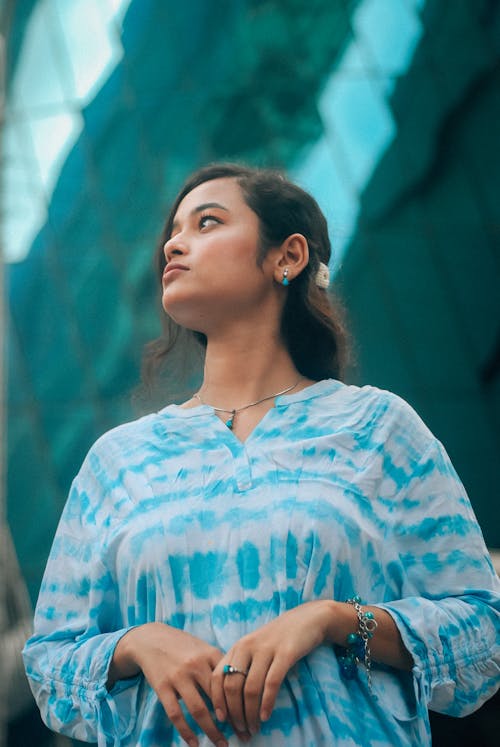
xmin=225 ymin=410 xmax=236 ymax=429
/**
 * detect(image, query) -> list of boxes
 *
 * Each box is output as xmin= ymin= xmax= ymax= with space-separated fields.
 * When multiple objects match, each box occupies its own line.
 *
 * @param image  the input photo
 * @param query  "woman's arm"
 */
xmin=376 ymin=435 xmax=500 ymax=718
xmin=22 ymin=497 xmax=136 ymax=741
xmin=22 ymin=443 xmax=144 ymax=744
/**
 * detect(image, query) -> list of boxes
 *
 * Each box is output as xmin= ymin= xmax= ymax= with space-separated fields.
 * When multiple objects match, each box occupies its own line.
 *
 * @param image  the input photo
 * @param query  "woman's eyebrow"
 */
xmin=172 ymin=202 xmax=229 ymax=231
xmin=191 ymin=202 xmax=229 ymax=214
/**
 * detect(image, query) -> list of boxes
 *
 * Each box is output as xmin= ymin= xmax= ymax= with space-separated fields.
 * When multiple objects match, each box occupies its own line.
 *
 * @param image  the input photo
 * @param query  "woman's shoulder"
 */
xmin=319 ymin=379 xmax=424 ymax=421
xmin=316 ymin=380 xmax=436 ymax=451
xmin=92 ymin=411 xmax=161 ymax=448
xmin=79 ymin=405 xmax=185 ymax=471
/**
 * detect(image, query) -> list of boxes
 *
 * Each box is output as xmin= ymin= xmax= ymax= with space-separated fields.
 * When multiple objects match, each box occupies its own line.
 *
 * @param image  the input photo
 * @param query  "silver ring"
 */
xmin=223 ymin=664 xmax=248 ymax=677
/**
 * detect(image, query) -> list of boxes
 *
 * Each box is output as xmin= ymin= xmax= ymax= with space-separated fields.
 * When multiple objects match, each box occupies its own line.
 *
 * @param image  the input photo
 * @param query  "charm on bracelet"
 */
xmin=337 ymin=596 xmax=378 ymax=692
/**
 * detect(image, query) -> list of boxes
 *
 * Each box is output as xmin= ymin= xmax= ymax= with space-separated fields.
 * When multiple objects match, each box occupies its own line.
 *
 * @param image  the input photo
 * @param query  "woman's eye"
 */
xmin=199 ymin=215 xmax=220 ymax=229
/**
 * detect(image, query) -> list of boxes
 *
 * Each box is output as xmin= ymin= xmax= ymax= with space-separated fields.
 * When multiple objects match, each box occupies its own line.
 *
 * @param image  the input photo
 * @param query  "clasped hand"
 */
xmin=122 ymin=601 xmax=332 ymax=746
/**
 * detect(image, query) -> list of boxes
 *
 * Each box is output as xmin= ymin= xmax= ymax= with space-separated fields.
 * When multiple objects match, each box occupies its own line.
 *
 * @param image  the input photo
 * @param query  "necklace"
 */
xmin=193 ymin=379 xmax=302 ymax=430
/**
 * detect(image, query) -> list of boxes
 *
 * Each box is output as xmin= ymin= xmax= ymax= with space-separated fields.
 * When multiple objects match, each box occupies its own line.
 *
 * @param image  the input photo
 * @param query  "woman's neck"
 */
xmin=198 ymin=331 xmax=302 ymax=409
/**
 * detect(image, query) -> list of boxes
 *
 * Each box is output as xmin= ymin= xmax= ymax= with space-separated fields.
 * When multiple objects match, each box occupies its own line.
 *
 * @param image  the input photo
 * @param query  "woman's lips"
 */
xmin=163 ymin=264 xmax=189 ymax=282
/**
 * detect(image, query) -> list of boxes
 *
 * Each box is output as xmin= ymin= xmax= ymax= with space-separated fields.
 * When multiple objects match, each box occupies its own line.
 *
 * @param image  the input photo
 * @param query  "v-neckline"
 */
xmin=159 ymin=379 xmax=340 ymax=445
xmin=209 ymin=402 xmax=277 ymax=445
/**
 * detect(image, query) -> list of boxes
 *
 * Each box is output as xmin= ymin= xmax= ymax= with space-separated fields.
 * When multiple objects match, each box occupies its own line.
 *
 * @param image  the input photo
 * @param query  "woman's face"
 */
xmin=161 ymin=177 xmax=279 ymax=333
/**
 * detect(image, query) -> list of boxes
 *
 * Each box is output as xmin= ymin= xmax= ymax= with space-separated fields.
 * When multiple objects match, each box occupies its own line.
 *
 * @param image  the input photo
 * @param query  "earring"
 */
xmin=282 ymin=268 xmax=289 ymax=286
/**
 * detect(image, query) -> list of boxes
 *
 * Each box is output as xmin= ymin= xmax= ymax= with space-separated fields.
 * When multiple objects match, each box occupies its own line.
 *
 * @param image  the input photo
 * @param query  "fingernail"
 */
xmin=235 ymin=722 xmax=245 ymax=732
xmin=187 ymin=740 xmax=198 ymax=747
xmin=216 ymin=708 xmax=225 ymax=722
xmin=260 ymin=709 xmax=270 ymax=721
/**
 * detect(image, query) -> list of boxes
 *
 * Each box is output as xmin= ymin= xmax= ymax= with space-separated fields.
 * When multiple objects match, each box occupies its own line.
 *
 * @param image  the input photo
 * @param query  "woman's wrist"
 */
xmin=320 ymin=599 xmax=413 ymax=672
xmin=107 ymin=625 xmax=147 ymax=688
xmin=319 ymin=600 xmax=357 ymax=646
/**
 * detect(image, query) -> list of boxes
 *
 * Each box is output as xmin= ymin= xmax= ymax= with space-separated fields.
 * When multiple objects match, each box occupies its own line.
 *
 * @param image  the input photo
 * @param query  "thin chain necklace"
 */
xmin=193 ymin=379 xmax=302 ymax=430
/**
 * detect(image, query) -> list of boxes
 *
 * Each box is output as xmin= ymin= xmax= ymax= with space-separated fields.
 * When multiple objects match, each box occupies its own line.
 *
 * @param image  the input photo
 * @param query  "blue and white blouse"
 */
xmin=23 ymin=380 xmax=500 ymax=746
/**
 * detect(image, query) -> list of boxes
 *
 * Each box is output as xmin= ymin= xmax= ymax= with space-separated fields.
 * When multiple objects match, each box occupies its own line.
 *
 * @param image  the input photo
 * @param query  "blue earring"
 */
xmin=282 ymin=268 xmax=289 ymax=286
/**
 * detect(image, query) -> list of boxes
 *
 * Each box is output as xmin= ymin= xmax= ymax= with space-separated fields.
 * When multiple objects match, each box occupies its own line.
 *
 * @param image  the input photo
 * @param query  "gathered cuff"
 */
xmin=93 ymin=626 xmax=142 ymax=745
xmin=375 ymin=599 xmax=499 ymax=717
xmin=97 ymin=673 xmax=142 ymax=746
xmin=23 ymin=626 xmax=143 ymax=744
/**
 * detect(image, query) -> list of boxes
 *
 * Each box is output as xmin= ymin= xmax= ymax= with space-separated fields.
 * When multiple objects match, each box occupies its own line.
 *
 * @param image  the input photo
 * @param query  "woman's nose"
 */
xmin=163 ymin=234 xmax=187 ymax=263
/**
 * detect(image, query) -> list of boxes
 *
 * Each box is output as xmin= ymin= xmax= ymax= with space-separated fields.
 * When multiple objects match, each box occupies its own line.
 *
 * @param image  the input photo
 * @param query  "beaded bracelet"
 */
xmin=337 ymin=596 xmax=378 ymax=692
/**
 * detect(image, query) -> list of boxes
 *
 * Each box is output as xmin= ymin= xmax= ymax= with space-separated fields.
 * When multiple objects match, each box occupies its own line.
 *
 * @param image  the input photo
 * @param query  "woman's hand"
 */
xmin=109 ymin=623 xmax=228 ymax=747
xmin=211 ymin=601 xmax=334 ymax=739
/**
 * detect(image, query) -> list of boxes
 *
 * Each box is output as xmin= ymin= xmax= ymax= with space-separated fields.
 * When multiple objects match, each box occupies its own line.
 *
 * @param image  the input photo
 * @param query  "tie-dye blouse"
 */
xmin=23 ymin=380 xmax=500 ymax=746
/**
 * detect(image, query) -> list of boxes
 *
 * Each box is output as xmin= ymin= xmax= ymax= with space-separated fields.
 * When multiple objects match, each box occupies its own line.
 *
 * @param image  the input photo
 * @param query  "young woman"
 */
xmin=23 ymin=164 xmax=500 ymax=746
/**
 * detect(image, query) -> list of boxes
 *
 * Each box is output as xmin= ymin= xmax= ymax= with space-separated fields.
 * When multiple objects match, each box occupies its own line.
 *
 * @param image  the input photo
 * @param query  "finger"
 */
xmin=212 ymin=653 xmax=247 ymax=723
xmin=259 ymin=657 xmax=289 ymax=722
xmin=161 ymin=684 xmax=228 ymax=747
xmin=222 ymin=666 xmax=251 ymax=738
xmin=211 ymin=662 xmax=228 ymax=724
xmin=160 ymin=688 xmax=199 ymax=746
xmin=212 ymin=654 xmax=252 ymax=738
xmin=242 ymin=653 xmax=273 ymax=735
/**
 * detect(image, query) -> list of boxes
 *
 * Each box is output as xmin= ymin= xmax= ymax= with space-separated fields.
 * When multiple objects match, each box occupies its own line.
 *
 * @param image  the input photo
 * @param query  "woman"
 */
xmin=23 ymin=164 xmax=500 ymax=746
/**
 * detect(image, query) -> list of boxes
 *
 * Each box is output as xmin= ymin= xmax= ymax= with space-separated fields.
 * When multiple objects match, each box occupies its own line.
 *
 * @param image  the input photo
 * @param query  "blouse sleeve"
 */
xmin=375 ymin=403 xmax=500 ymax=718
xmin=22 ymin=441 xmax=142 ymax=746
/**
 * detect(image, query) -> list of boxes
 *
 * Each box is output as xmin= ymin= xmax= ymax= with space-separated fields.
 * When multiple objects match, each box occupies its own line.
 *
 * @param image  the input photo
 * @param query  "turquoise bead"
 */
xmin=347 ymin=632 xmax=359 ymax=646
xmin=282 ymin=277 xmax=289 ymax=286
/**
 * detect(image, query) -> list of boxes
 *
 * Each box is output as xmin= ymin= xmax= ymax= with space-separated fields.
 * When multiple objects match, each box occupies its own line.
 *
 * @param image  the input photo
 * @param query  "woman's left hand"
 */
xmin=211 ymin=600 xmax=334 ymax=740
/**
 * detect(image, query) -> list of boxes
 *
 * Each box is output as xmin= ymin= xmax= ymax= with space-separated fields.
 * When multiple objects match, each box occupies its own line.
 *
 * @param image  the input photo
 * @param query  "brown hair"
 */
xmin=142 ymin=163 xmax=350 ymax=396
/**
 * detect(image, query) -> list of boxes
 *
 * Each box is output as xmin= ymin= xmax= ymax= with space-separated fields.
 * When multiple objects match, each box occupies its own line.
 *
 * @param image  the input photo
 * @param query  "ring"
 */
xmin=223 ymin=664 xmax=248 ymax=677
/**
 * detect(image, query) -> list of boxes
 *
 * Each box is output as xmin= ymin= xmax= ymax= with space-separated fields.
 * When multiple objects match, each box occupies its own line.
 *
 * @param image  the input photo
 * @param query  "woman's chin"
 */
xmin=162 ymin=302 xmax=208 ymax=335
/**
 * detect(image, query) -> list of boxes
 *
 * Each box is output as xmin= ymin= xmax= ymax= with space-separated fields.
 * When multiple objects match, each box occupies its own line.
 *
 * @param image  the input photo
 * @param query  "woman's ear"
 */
xmin=273 ymin=233 xmax=310 ymax=285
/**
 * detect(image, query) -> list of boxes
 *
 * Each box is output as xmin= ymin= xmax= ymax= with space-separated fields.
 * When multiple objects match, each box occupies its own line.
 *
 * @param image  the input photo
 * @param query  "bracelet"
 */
xmin=337 ymin=596 xmax=378 ymax=692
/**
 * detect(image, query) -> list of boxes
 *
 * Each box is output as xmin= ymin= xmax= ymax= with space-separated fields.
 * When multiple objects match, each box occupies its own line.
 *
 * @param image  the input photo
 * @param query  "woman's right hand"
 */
xmin=108 ymin=622 xmax=228 ymax=747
